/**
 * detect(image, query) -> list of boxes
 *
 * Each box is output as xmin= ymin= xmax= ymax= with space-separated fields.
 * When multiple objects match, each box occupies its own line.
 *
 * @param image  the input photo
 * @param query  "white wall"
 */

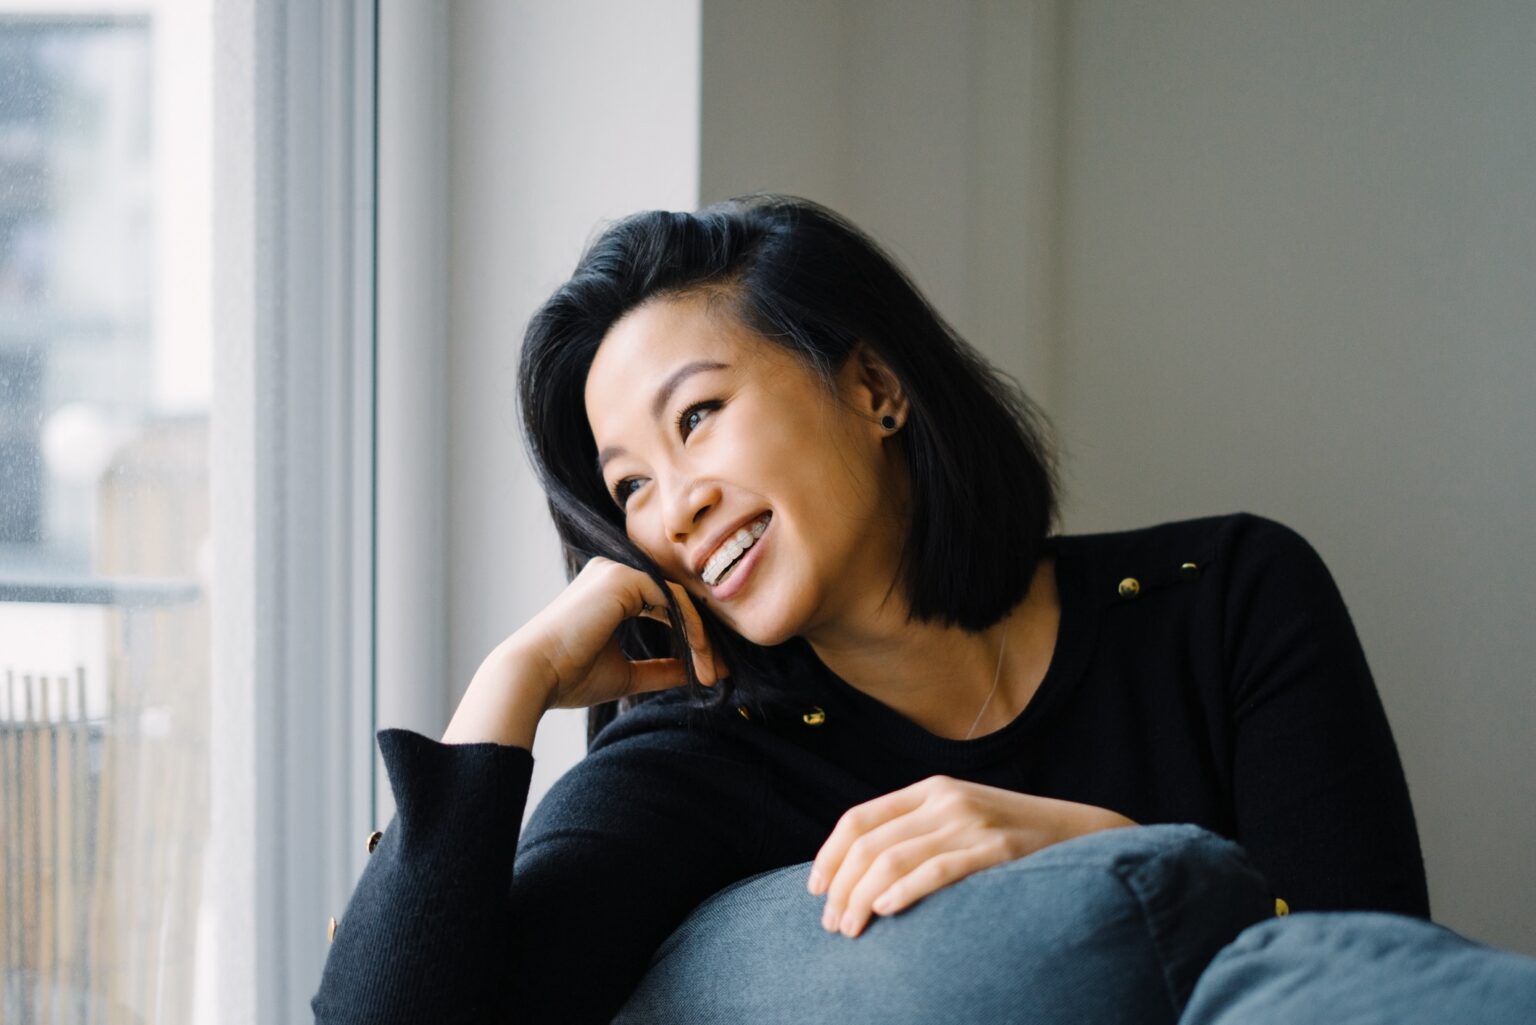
xmin=1053 ymin=1 xmax=1536 ymax=954
xmin=447 ymin=0 xmax=701 ymax=816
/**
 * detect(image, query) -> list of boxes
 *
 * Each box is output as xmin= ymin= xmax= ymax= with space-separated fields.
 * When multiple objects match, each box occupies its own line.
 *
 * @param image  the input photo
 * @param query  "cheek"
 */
xmin=624 ymin=517 xmax=672 ymax=574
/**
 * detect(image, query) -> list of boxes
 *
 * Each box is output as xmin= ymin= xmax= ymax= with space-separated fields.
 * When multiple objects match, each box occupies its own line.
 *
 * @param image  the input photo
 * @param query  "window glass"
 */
xmin=1 ymin=6 xmax=214 ymax=1023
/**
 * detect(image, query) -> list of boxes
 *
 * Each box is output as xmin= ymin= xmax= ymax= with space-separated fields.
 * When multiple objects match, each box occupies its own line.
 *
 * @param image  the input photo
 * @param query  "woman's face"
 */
xmin=584 ymin=294 xmax=910 ymax=646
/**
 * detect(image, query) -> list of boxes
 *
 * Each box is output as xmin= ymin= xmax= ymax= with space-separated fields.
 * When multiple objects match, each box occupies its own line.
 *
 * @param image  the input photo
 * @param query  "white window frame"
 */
xmin=372 ymin=0 xmax=452 ymax=819
xmin=209 ymin=0 xmax=378 ymax=1020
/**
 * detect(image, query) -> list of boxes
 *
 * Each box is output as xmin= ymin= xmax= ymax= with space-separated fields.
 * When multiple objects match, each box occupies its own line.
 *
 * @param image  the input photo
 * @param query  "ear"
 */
xmin=843 ymin=341 xmax=909 ymax=429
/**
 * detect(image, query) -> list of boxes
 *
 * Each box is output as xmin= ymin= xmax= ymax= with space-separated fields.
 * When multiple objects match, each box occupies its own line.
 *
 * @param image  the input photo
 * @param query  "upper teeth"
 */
xmin=703 ymin=514 xmax=771 ymax=585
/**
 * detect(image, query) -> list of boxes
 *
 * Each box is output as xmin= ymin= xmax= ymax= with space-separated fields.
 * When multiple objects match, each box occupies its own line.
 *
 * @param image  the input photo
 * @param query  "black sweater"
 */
xmin=311 ymin=511 xmax=1430 ymax=1024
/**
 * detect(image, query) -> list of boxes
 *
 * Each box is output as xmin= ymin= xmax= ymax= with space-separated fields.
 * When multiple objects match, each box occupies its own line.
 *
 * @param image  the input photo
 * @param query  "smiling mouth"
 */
xmin=702 ymin=512 xmax=772 ymax=587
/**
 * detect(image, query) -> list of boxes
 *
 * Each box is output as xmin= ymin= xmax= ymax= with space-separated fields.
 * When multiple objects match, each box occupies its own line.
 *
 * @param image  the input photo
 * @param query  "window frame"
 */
xmin=209 ymin=0 xmax=379 ymax=1018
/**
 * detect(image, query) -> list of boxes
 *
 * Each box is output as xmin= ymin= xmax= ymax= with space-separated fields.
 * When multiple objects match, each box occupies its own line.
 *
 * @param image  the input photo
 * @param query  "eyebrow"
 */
xmin=596 ymin=359 xmax=730 ymax=472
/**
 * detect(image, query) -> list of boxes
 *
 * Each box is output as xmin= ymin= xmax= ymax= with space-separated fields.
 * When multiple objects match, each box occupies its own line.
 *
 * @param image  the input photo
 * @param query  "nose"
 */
xmin=663 ymin=473 xmax=721 ymax=546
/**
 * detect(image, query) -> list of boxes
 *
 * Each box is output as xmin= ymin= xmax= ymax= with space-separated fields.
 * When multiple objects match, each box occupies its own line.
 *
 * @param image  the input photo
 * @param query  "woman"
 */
xmin=311 ymin=194 xmax=1431 ymax=1023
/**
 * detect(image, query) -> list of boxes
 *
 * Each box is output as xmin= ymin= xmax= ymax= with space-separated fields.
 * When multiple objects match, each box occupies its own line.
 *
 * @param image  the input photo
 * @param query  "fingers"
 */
xmin=851 ymin=847 xmax=988 ymax=936
xmin=663 ymin=579 xmax=726 ymax=686
xmin=580 ymin=562 xmax=724 ymax=688
xmin=622 ymin=656 xmax=692 ymax=696
xmin=626 ymin=573 xmax=672 ymax=622
xmin=808 ymin=776 xmax=1039 ymax=939
xmin=625 ymin=572 xmax=725 ymax=687
xmin=813 ymin=799 xmax=939 ymax=937
xmin=808 ymin=785 xmax=927 ymax=897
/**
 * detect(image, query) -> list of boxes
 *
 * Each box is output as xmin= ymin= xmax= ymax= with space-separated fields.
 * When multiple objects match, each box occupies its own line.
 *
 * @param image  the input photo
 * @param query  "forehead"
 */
xmin=584 ymin=295 xmax=775 ymax=414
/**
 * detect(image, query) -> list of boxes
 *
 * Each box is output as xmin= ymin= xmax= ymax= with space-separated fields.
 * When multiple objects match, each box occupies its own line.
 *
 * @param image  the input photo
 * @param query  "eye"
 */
xmin=674 ymin=398 xmax=721 ymax=439
xmin=611 ymin=476 xmax=642 ymax=510
xmin=609 ymin=399 xmax=723 ymax=513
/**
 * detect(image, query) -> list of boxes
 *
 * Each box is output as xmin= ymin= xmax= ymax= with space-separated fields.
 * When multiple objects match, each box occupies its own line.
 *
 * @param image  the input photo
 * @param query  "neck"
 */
xmin=962 ymin=627 xmax=1008 ymax=740
xmin=806 ymin=555 xmax=1059 ymax=740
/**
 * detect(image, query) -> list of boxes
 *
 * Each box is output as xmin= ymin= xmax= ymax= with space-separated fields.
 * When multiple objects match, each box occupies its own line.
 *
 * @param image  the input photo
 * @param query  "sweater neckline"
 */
xmin=804 ymin=533 xmax=1100 ymax=769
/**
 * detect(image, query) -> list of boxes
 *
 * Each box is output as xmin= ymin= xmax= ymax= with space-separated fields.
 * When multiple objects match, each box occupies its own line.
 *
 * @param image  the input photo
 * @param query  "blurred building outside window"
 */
xmin=0 ymin=2 xmax=217 ymax=1022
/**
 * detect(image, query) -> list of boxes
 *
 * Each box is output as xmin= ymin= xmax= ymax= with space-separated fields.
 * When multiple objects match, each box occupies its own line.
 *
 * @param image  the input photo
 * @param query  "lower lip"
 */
xmin=708 ymin=516 xmax=771 ymax=601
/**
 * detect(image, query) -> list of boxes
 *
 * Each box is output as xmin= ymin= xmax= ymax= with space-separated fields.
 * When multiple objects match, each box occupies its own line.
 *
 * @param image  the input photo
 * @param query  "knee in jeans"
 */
xmin=1030 ymin=823 xmax=1265 ymax=896
xmin=619 ymin=825 xmax=1280 ymax=1025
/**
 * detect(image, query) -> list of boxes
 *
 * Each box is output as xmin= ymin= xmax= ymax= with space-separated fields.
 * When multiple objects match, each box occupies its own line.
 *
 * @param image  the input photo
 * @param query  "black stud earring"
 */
xmin=880 ymin=415 xmax=897 ymax=430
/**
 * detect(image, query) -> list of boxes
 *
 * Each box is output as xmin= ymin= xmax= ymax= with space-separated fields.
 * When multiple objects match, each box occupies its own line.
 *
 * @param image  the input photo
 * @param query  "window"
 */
xmin=1 ymin=2 xmax=378 ymax=1020
xmin=0 ymin=9 xmax=212 ymax=1022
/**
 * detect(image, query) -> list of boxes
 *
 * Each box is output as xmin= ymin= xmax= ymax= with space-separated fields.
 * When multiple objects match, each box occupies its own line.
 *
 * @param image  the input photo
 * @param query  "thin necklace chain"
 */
xmin=963 ymin=628 xmax=1008 ymax=740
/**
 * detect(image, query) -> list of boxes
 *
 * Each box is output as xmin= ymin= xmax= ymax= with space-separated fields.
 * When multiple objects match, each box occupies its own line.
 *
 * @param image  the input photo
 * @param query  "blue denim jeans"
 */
xmin=1180 ymin=910 xmax=1536 ymax=1025
xmin=612 ymin=823 xmax=1536 ymax=1025
xmin=613 ymin=823 xmax=1274 ymax=1025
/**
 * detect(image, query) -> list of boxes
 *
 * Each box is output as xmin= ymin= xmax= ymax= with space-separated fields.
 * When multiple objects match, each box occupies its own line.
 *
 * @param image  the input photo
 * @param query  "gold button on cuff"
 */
xmin=802 ymin=706 xmax=826 ymax=726
xmin=1117 ymin=577 xmax=1141 ymax=598
xmin=1274 ymin=897 xmax=1290 ymax=917
xmin=366 ymin=830 xmax=383 ymax=855
xmin=1179 ymin=561 xmax=1200 ymax=579
xmin=737 ymin=704 xmax=751 ymax=720
xmin=327 ymin=916 xmax=338 ymax=943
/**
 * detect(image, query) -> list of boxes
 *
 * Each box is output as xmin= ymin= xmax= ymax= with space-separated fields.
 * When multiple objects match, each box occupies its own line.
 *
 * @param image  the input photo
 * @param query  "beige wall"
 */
xmin=1053 ymin=0 xmax=1536 ymax=954
xmin=445 ymin=0 xmax=1536 ymax=954
xmin=700 ymin=0 xmax=1060 ymax=412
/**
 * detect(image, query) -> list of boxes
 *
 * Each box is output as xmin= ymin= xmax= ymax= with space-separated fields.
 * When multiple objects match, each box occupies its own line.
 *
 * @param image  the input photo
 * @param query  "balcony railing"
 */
xmin=2 ymin=573 xmax=203 ymax=1025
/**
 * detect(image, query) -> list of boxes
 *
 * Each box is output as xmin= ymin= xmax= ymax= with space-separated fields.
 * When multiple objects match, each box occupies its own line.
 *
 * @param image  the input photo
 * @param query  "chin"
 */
xmin=730 ymin=602 xmax=808 ymax=651
xmin=745 ymin=623 xmax=801 ymax=650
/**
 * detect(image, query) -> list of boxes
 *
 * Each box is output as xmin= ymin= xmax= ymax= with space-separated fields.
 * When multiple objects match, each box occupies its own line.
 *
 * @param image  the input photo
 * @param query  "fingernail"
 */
xmin=840 ymin=911 xmax=857 ymax=936
xmin=872 ymin=895 xmax=893 ymax=914
xmin=822 ymin=908 xmax=836 ymax=931
xmin=807 ymin=870 xmax=823 ymax=894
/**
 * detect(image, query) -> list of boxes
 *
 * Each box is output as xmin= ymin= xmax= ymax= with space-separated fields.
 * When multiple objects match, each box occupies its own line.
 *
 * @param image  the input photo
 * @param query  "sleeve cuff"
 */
xmin=376 ymin=727 xmax=535 ymax=857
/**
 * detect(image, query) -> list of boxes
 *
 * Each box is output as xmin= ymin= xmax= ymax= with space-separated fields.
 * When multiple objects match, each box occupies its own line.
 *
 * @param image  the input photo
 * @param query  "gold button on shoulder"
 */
xmin=366 ymin=830 xmax=383 ymax=855
xmin=1117 ymin=576 xmax=1141 ymax=598
xmin=737 ymin=704 xmax=751 ymax=720
xmin=1274 ymin=896 xmax=1290 ymax=917
xmin=802 ymin=706 xmax=826 ymax=726
xmin=327 ymin=916 xmax=338 ymax=943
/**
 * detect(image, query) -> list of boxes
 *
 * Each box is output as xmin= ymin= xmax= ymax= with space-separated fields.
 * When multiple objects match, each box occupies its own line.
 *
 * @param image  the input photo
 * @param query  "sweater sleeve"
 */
xmin=311 ymin=717 xmax=768 ymax=1025
xmin=1218 ymin=513 xmax=1431 ymax=919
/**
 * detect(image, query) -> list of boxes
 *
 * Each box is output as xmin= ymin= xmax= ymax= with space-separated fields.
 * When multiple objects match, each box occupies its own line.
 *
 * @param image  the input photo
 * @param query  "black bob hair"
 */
xmin=516 ymin=193 xmax=1063 ymax=749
